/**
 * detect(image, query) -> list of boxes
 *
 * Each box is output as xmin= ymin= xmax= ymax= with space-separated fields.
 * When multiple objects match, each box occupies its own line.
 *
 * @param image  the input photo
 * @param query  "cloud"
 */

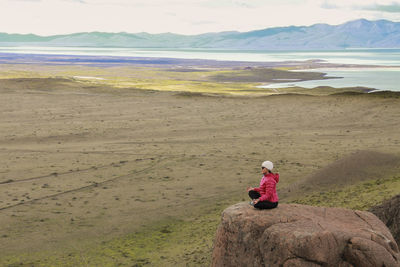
xmin=320 ymin=1 xmax=338 ymax=9
xmin=4 ymin=0 xmax=85 ymax=2
xmin=319 ymin=0 xmax=395 ymax=7
xmin=186 ymin=19 xmax=216 ymax=26
xmin=3 ymin=0 xmax=86 ymax=3
xmin=8 ymin=0 xmax=41 ymax=2
xmin=362 ymin=3 xmax=400 ymax=13
xmin=200 ymin=0 xmax=306 ymax=9
xmin=319 ymin=0 xmax=400 ymax=10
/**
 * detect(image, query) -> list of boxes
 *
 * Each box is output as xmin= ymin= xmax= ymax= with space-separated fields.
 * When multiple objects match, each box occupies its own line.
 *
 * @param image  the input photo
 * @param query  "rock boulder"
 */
xmin=212 ymin=203 xmax=399 ymax=267
xmin=370 ymin=194 xmax=400 ymax=246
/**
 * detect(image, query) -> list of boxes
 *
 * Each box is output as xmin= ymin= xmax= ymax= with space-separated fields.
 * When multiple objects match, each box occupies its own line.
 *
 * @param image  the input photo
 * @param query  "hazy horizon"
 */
xmin=1 ymin=0 xmax=400 ymax=35
xmin=1 ymin=18 xmax=399 ymax=37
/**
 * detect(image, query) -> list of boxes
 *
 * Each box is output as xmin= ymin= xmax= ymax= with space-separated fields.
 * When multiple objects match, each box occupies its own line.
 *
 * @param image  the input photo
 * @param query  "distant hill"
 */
xmin=1 ymin=19 xmax=400 ymax=50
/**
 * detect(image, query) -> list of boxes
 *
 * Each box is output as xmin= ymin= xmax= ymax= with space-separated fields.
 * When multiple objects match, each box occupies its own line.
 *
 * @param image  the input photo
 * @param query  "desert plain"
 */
xmin=0 ymin=55 xmax=399 ymax=266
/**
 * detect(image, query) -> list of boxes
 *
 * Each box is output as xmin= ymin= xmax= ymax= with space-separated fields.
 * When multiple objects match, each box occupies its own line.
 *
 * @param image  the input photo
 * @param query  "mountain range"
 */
xmin=1 ymin=19 xmax=400 ymax=50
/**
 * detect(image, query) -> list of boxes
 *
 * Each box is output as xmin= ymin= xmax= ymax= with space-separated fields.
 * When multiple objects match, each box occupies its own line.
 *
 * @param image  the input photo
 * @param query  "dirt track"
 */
xmin=1 ymin=78 xmax=400 ymax=255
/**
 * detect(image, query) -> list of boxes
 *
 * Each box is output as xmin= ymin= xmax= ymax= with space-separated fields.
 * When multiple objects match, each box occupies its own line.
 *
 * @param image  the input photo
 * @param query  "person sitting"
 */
xmin=247 ymin=160 xmax=279 ymax=209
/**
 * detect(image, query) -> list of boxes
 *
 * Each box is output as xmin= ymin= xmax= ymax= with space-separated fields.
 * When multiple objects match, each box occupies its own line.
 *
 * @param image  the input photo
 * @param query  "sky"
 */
xmin=1 ymin=0 xmax=400 ymax=35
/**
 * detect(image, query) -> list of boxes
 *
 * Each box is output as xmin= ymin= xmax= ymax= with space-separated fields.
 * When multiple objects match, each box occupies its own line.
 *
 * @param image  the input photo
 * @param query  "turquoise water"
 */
xmin=260 ymin=68 xmax=400 ymax=92
xmin=0 ymin=47 xmax=399 ymax=91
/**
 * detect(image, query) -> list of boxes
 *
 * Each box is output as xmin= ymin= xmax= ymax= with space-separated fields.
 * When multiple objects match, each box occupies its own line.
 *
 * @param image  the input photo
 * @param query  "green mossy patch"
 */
xmin=1 ymin=201 xmax=233 ymax=267
xmin=290 ymin=174 xmax=400 ymax=210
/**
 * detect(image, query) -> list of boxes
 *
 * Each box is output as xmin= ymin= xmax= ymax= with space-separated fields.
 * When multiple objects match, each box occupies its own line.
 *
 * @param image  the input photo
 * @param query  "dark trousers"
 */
xmin=248 ymin=190 xmax=278 ymax=209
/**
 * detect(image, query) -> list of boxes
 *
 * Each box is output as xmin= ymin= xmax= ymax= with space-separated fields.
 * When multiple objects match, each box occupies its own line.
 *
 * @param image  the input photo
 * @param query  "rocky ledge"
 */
xmin=370 ymin=194 xmax=400 ymax=246
xmin=211 ymin=203 xmax=399 ymax=267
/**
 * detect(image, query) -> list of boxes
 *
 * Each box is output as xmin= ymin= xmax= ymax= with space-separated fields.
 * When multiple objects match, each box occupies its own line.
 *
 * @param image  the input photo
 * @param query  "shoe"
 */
xmin=249 ymin=201 xmax=254 ymax=206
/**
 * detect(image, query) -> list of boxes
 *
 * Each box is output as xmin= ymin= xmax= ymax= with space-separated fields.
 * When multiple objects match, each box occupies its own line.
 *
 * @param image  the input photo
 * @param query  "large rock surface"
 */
xmin=212 ymin=203 xmax=400 ymax=267
xmin=370 ymin=194 xmax=400 ymax=246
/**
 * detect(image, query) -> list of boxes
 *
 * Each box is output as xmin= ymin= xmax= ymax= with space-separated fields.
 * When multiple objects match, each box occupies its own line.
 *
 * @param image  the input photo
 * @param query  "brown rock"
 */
xmin=211 ymin=203 xmax=400 ymax=267
xmin=370 ymin=194 xmax=400 ymax=246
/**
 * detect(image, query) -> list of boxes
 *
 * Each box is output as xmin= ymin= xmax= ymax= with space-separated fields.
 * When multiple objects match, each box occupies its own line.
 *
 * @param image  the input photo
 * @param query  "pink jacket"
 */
xmin=254 ymin=173 xmax=279 ymax=202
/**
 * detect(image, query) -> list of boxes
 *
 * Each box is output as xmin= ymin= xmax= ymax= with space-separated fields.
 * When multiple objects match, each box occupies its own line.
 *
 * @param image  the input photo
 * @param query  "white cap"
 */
xmin=261 ymin=161 xmax=273 ymax=170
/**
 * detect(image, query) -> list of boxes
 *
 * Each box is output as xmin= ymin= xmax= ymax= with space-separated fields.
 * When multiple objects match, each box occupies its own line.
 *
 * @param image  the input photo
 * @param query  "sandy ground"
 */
xmin=1 ymin=78 xmax=400 ymax=257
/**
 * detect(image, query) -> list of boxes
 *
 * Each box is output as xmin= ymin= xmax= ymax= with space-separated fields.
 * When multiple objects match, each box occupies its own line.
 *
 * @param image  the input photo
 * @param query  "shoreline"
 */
xmin=1 ymin=51 xmax=399 ymax=94
xmin=1 ymin=52 xmax=399 ymax=95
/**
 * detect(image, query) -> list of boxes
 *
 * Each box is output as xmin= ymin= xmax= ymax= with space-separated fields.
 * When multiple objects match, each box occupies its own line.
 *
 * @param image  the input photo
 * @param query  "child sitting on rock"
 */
xmin=247 ymin=161 xmax=279 ymax=209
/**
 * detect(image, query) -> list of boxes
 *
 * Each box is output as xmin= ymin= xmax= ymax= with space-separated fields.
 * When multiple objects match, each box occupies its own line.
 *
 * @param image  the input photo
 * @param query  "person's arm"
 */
xmin=247 ymin=184 xmax=261 ymax=192
xmin=252 ymin=180 xmax=266 ymax=204
xmin=252 ymin=186 xmax=261 ymax=192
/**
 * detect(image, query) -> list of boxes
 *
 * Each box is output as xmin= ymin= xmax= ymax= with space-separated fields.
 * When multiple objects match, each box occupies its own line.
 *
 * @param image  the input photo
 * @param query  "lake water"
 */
xmin=0 ymin=47 xmax=399 ymax=91
xmin=259 ymin=68 xmax=400 ymax=92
